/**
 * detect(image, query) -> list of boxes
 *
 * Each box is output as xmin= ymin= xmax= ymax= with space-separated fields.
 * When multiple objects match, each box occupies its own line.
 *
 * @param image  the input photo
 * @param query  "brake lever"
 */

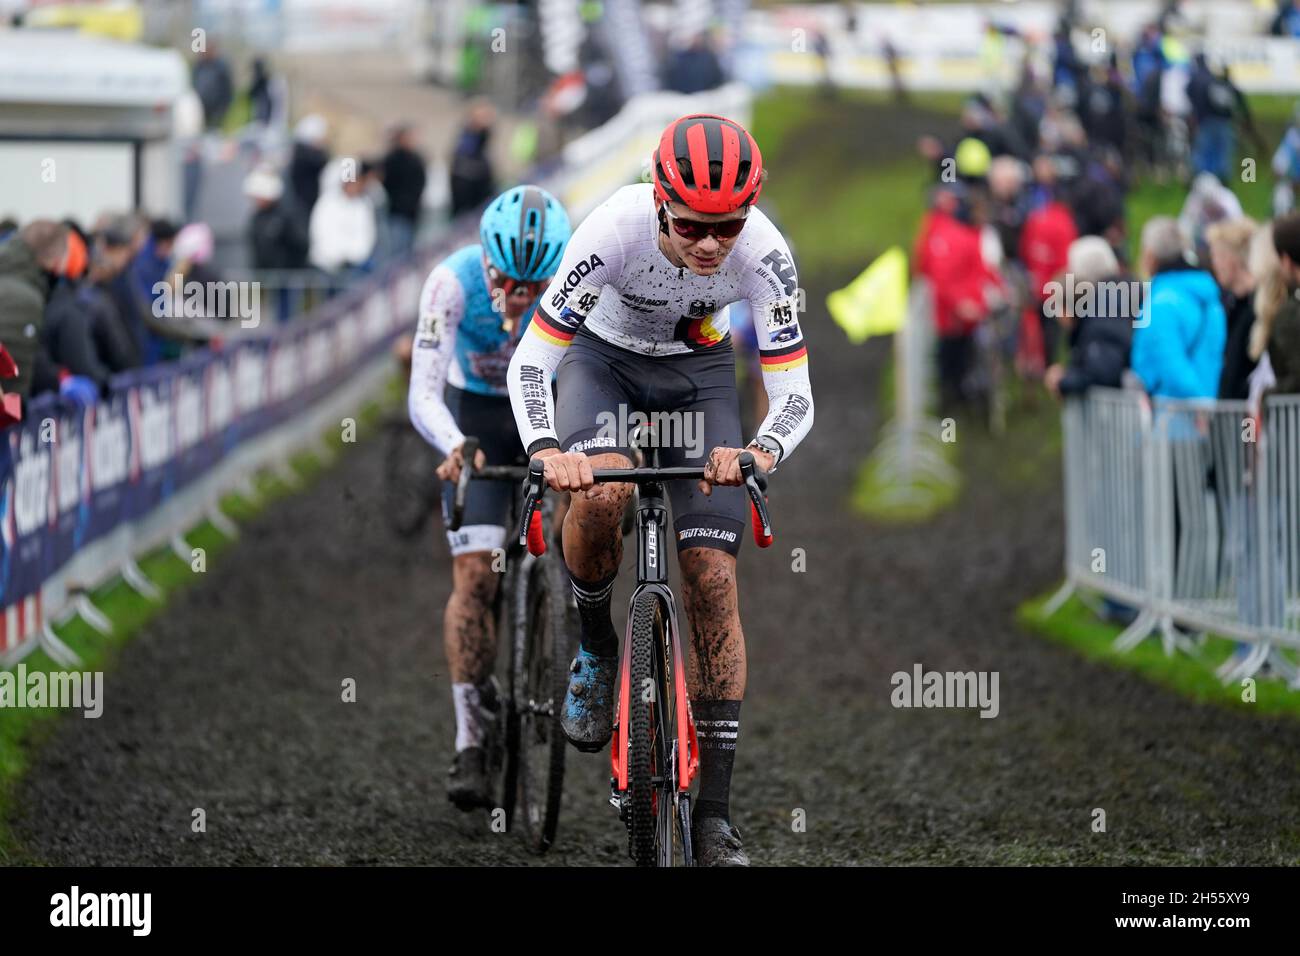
xmin=448 ymin=436 xmax=480 ymax=532
xmin=738 ymin=451 xmax=773 ymax=548
xmin=519 ymin=457 xmax=547 ymax=555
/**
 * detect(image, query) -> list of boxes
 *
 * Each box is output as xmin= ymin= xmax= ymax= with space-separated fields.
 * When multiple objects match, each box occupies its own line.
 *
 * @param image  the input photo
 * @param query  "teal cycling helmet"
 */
xmin=479 ymin=185 xmax=571 ymax=282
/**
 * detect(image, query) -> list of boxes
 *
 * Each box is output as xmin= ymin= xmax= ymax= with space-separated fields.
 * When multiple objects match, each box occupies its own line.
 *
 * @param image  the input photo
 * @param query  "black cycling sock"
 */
xmin=570 ymin=569 xmax=618 ymax=658
xmin=694 ymin=699 xmax=741 ymax=823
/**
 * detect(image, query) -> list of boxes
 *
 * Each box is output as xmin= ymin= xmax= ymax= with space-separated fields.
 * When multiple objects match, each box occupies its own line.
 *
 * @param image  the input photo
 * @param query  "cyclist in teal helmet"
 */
xmin=480 ymin=184 xmax=572 ymax=285
xmin=408 ymin=184 xmax=572 ymax=810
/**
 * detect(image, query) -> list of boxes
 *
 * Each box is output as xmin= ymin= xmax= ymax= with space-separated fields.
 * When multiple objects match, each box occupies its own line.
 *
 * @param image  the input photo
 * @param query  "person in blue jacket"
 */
xmin=1131 ymin=215 xmax=1226 ymax=621
xmin=1131 ymin=215 xmax=1226 ymax=400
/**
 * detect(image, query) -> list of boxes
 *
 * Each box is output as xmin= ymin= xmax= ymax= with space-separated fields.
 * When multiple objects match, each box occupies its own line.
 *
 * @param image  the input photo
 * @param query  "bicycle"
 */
xmin=382 ymin=415 xmax=441 ymax=538
xmin=514 ymin=448 xmax=773 ymax=866
xmin=448 ymin=437 xmax=577 ymax=853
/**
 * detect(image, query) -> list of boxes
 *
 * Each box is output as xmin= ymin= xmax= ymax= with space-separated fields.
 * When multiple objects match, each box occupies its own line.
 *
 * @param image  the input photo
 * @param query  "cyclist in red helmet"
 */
xmin=506 ymin=114 xmax=814 ymax=865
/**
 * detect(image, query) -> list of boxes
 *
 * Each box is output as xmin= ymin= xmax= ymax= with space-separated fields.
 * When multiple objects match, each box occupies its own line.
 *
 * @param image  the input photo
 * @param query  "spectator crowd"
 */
xmin=912 ymin=8 xmax=1300 ymax=419
xmin=0 ymin=40 xmax=507 ymax=418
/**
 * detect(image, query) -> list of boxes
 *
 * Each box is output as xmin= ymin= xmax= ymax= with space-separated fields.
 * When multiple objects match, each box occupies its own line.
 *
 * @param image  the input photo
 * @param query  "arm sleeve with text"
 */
xmin=744 ymin=236 xmax=814 ymax=463
xmin=407 ymin=264 xmax=467 ymax=456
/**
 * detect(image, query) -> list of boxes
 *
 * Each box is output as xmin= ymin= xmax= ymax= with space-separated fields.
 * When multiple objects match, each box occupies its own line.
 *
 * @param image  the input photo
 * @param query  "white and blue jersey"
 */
xmin=408 ymin=244 xmax=539 ymax=456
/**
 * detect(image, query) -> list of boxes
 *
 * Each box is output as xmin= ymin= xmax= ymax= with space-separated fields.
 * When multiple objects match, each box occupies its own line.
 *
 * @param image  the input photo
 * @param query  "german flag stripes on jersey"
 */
xmin=758 ymin=340 xmax=809 ymax=373
xmin=528 ymin=311 xmax=579 ymax=348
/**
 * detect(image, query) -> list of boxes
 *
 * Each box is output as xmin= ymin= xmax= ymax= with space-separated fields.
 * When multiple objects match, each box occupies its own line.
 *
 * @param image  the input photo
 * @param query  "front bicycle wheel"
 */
xmin=627 ymin=590 xmax=671 ymax=867
xmin=514 ymin=553 xmax=576 ymax=853
xmin=382 ymin=418 xmax=439 ymax=538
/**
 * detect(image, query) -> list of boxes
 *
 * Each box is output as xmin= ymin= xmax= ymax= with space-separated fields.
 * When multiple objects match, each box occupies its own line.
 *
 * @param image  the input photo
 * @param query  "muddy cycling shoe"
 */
xmin=446 ymin=746 xmax=492 ymax=811
xmin=692 ymin=817 xmax=750 ymax=867
xmin=561 ymin=647 xmax=618 ymax=752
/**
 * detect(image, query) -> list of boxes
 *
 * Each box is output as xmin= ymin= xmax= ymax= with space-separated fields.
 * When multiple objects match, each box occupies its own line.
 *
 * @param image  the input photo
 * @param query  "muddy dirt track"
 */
xmin=11 ymin=262 xmax=1300 ymax=865
xmin=10 ymin=93 xmax=1300 ymax=866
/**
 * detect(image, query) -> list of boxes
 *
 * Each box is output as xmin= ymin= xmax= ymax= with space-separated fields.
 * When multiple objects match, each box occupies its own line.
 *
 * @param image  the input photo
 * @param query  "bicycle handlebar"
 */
xmin=447 ymin=437 xmax=534 ymax=531
xmin=517 ymin=452 xmax=773 ymax=556
xmin=447 ymin=437 xmax=774 ymax=553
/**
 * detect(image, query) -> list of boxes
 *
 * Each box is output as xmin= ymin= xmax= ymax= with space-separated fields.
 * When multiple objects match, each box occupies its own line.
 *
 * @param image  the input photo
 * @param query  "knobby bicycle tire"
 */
xmin=515 ymin=553 xmax=576 ymax=853
xmin=628 ymin=590 xmax=662 ymax=866
xmin=499 ymin=558 xmax=521 ymax=830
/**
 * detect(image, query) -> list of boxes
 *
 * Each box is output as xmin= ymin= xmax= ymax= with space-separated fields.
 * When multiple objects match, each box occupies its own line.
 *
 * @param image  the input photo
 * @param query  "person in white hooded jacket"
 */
xmin=308 ymin=158 xmax=378 ymax=277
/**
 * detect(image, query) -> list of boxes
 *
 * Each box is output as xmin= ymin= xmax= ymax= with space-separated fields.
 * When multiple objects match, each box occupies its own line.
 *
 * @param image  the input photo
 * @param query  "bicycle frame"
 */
xmin=610 ymin=477 xmax=700 ymax=797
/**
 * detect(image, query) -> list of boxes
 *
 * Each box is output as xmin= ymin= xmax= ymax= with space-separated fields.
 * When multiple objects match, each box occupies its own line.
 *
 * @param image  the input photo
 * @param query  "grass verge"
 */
xmin=0 ymin=388 xmax=396 ymax=863
xmin=1019 ymin=591 xmax=1300 ymax=717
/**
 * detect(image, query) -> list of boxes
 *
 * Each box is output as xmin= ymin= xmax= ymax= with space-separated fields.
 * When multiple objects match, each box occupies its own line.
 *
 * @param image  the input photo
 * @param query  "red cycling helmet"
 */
xmin=652 ymin=114 xmax=763 ymax=215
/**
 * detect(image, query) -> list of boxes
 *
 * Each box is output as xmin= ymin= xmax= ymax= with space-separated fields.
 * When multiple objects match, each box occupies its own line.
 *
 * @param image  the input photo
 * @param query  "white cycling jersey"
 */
xmin=506 ymin=183 xmax=814 ymax=462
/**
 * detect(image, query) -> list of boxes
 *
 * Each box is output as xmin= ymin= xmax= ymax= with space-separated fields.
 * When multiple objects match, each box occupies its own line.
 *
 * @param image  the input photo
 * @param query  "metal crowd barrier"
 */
xmin=1260 ymin=396 xmax=1300 ymax=661
xmin=0 ymin=256 xmax=433 ymax=666
xmin=1045 ymin=388 xmax=1300 ymax=686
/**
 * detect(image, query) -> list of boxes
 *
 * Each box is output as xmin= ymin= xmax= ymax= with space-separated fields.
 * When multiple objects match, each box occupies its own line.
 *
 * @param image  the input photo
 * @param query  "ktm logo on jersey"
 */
xmin=760 ymin=249 xmax=797 ymax=297
xmin=675 ymin=313 xmax=725 ymax=350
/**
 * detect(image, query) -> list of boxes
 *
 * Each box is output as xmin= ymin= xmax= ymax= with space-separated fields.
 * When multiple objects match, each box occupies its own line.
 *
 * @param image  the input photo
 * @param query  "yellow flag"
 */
xmin=826 ymin=246 xmax=908 ymax=343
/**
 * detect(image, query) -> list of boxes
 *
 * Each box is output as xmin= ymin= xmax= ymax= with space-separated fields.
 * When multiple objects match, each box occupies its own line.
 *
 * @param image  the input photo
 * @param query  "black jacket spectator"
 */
xmin=382 ymin=140 xmax=428 ymax=223
xmin=42 ymin=280 xmax=119 ymax=393
xmin=664 ymin=37 xmax=726 ymax=95
xmin=1054 ymin=243 xmax=1136 ymax=396
xmin=1218 ymin=290 xmax=1259 ymax=399
xmin=1186 ymin=59 xmax=1240 ymax=124
xmin=1057 ymin=308 xmax=1133 ymax=395
xmin=249 ymin=58 xmax=274 ymax=125
xmin=288 ymin=141 xmax=330 ymax=224
xmin=192 ymin=50 xmax=234 ymax=131
xmin=1135 ymin=67 xmax=1163 ymax=125
xmin=450 ymin=107 xmax=496 ymax=218
xmin=1081 ymin=72 xmax=1128 ymax=154
xmin=249 ymin=200 xmax=310 ymax=270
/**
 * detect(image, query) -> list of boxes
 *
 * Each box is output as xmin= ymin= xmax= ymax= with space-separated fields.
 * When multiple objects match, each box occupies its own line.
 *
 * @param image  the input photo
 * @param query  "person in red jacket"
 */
xmin=1017 ymin=155 xmax=1079 ymax=378
xmin=914 ymin=184 xmax=1004 ymax=413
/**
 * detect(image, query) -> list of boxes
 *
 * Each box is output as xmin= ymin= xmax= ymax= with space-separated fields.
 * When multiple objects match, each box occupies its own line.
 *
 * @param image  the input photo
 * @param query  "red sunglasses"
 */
xmin=487 ymin=265 xmax=543 ymax=298
xmin=663 ymin=205 xmax=748 ymax=242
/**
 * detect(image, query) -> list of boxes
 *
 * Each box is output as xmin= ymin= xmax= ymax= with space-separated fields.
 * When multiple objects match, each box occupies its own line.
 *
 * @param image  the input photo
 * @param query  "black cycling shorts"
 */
xmin=440 ymin=386 xmax=524 ymax=556
xmin=555 ymin=329 xmax=746 ymax=556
